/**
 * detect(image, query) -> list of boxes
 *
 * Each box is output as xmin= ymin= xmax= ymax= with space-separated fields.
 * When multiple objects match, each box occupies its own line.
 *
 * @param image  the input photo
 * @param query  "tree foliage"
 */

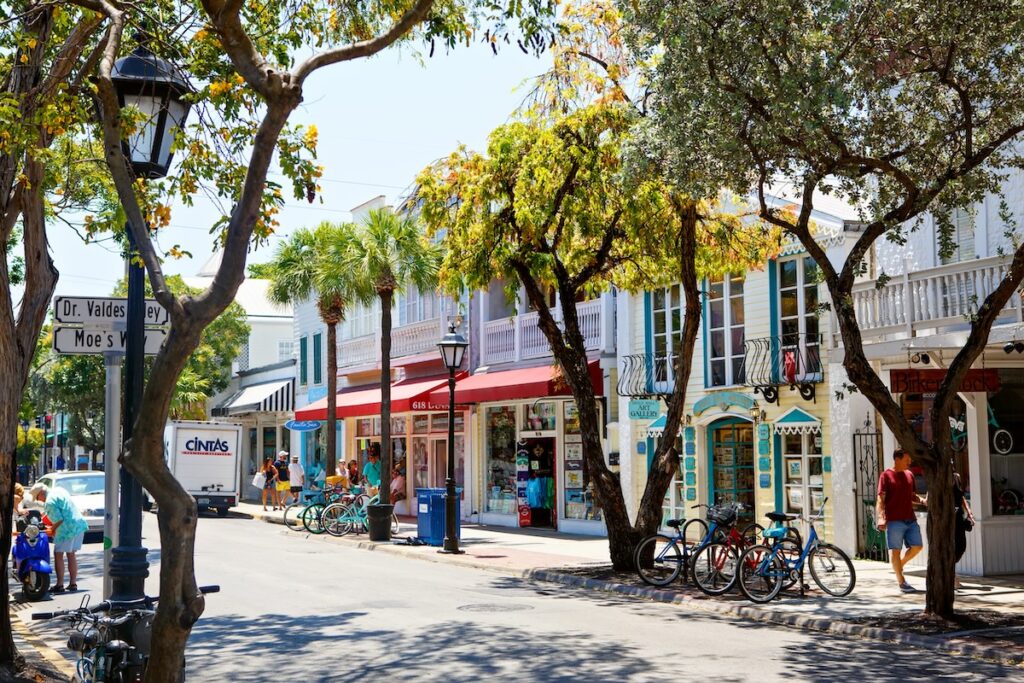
xmin=629 ymin=0 xmax=1024 ymax=616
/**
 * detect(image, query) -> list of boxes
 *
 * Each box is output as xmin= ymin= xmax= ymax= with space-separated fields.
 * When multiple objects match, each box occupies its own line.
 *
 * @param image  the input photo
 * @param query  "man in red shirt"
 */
xmin=876 ymin=448 xmax=927 ymax=592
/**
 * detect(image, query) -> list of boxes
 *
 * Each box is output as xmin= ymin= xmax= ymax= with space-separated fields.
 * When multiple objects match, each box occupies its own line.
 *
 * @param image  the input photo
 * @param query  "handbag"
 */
xmin=251 ymin=472 xmax=266 ymax=488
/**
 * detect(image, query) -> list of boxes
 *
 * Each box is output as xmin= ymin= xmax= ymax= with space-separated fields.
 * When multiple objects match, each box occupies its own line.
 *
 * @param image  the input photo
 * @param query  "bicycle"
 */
xmin=687 ymin=504 xmax=769 ymax=596
xmin=293 ymin=486 xmax=350 ymax=534
xmin=634 ymin=503 xmax=766 ymax=590
xmin=737 ymin=498 xmax=856 ymax=603
xmin=322 ymin=492 xmax=400 ymax=537
xmin=284 ymin=486 xmax=347 ymax=532
xmin=950 ymin=405 xmax=1013 ymax=454
xmin=32 ymin=585 xmax=219 ymax=681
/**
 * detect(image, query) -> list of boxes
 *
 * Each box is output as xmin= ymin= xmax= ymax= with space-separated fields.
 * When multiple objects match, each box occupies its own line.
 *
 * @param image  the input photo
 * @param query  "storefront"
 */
xmin=429 ymin=363 xmax=608 ymax=536
xmin=294 ymin=375 xmax=470 ymax=517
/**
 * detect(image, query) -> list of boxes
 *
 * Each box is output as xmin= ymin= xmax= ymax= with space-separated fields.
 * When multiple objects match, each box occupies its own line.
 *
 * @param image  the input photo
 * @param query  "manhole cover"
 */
xmin=457 ymin=603 xmax=535 ymax=613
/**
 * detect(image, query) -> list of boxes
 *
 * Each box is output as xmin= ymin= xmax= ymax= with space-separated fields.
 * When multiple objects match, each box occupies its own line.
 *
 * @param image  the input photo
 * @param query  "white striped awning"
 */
xmin=217 ymin=379 xmax=293 ymax=416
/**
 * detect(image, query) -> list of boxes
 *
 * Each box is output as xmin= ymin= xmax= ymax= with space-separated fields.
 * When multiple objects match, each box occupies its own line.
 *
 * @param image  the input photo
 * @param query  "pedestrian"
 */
xmin=288 ymin=454 xmax=305 ymax=504
xmin=363 ymin=444 xmax=382 ymax=491
xmin=55 ymin=453 xmax=65 ymax=471
xmin=876 ymin=448 xmax=927 ymax=592
xmin=274 ymin=451 xmax=292 ymax=507
xmin=390 ymin=466 xmax=406 ymax=503
xmin=29 ymin=482 xmax=87 ymax=593
xmin=953 ymin=472 xmax=976 ymax=589
xmin=261 ymin=457 xmax=279 ymax=511
xmin=347 ymin=460 xmax=361 ymax=488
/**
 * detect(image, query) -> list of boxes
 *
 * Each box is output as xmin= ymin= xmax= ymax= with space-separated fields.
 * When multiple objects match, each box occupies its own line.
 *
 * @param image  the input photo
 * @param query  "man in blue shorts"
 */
xmin=876 ymin=448 xmax=927 ymax=592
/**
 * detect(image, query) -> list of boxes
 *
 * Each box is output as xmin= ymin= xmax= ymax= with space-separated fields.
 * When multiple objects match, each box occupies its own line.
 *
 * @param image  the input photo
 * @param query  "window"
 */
xmin=299 ymin=336 xmax=308 ymax=385
xmin=484 ymin=406 xmax=518 ymax=514
xmin=707 ymin=274 xmax=745 ymax=387
xmin=939 ymin=208 xmax=976 ymax=265
xmin=399 ymin=286 xmax=440 ymax=326
xmin=778 ymin=258 xmax=820 ymax=383
xmin=651 ymin=285 xmax=683 ymax=388
xmin=236 ymin=342 xmax=250 ymax=372
xmin=342 ymin=302 xmax=377 ymax=340
xmin=312 ymin=333 xmax=323 ymax=385
xmin=278 ymin=340 xmax=295 ymax=363
xmin=782 ymin=431 xmax=825 ymax=525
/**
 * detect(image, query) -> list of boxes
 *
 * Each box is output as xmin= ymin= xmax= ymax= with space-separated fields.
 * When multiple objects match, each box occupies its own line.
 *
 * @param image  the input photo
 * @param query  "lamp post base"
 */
xmin=438 ymin=540 xmax=465 ymax=555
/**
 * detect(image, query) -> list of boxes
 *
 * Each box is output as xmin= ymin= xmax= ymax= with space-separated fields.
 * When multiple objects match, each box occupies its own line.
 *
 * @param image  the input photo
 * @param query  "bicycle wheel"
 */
xmin=391 ymin=513 xmax=400 ymax=535
xmin=634 ymin=534 xmax=684 ymax=587
xmin=737 ymin=544 xmax=784 ymax=603
xmin=690 ymin=541 xmax=738 ymax=596
xmin=681 ymin=518 xmax=710 ymax=554
xmin=776 ymin=539 xmax=803 ymax=591
xmin=993 ymin=429 xmax=1014 ymax=455
xmin=808 ymin=543 xmax=856 ymax=597
xmin=301 ymin=503 xmax=326 ymax=534
xmin=283 ymin=503 xmax=306 ymax=531
xmin=322 ymin=502 xmax=352 ymax=537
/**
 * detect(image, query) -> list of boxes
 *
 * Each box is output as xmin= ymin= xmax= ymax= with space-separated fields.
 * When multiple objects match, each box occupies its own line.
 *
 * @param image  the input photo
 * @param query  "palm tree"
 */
xmin=266 ymin=222 xmax=359 ymax=477
xmin=344 ymin=208 xmax=440 ymax=509
xmin=170 ymin=368 xmax=211 ymax=420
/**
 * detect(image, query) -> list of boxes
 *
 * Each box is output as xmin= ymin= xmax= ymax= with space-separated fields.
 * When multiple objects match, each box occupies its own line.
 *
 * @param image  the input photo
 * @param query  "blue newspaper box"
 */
xmin=415 ymin=487 xmax=462 ymax=546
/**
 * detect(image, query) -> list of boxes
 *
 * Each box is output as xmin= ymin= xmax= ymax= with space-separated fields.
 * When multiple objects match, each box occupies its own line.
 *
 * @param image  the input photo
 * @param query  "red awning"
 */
xmin=294 ymin=376 xmax=451 ymax=421
xmin=428 ymin=362 xmax=603 ymax=405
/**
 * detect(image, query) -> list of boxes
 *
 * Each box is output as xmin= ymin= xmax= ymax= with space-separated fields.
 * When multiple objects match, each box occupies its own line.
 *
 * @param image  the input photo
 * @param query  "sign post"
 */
xmin=102 ymin=353 xmax=122 ymax=600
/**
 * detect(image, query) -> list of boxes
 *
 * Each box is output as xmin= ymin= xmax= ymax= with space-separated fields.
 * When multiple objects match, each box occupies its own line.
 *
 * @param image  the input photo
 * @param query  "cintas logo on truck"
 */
xmin=182 ymin=436 xmax=234 ymax=456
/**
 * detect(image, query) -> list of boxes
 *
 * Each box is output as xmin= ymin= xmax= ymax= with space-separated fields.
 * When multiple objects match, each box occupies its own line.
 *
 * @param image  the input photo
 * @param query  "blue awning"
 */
xmin=647 ymin=414 xmax=667 ymax=438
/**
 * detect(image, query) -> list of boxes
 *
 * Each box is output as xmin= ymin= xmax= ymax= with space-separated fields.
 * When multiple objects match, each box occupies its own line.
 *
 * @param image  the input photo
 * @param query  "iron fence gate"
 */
xmin=853 ymin=424 xmax=887 ymax=561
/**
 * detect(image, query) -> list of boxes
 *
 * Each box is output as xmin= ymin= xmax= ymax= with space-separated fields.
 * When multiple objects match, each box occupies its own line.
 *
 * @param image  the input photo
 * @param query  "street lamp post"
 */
xmin=437 ymin=323 xmax=468 ymax=554
xmin=107 ymin=44 xmax=192 ymax=602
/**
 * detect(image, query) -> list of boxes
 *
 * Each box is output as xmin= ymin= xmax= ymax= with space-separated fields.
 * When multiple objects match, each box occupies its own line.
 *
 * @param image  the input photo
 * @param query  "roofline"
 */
xmin=238 ymin=359 xmax=296 ymax=377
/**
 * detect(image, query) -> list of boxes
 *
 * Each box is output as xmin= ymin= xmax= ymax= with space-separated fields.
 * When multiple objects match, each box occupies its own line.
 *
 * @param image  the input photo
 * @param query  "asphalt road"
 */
xmin=21 ymin=512 xmax=1024 ymax=682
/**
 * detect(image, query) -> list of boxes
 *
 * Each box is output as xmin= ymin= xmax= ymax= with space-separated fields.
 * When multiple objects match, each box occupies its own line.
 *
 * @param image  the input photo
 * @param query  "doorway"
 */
xmin=522 ymin=437 xmax=557 ymax=528
xmin=707 ymin=418 xmax=755 ymax=523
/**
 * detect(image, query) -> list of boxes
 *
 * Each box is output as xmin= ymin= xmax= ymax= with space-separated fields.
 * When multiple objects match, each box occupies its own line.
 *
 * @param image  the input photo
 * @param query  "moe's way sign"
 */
xmin=54 ymin=296 xmax=169 ymax=327
xmin=53 ymin=326 xmax=167 ymax=356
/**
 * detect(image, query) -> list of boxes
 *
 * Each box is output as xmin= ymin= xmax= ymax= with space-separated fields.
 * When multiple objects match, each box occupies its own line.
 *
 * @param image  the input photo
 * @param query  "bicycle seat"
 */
xmin=765 ymin=511 xmax=797 ymax=523
xmin=665 ymin=519 xmax=682 ymax=529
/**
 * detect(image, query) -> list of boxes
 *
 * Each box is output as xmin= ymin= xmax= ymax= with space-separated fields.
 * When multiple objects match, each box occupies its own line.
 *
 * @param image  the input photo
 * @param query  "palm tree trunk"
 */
xmin=326 ymin=320 xmax=338 ymax=477
xmin=379 ymin=289 xmax=393 ymax=504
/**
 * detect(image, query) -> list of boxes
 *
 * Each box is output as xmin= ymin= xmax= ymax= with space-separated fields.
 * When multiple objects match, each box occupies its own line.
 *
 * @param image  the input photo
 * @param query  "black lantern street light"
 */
xmin=108 ymin=45 xmax=192 ymax=602
xmin=437 ymin=323 xmax=468 ymax=554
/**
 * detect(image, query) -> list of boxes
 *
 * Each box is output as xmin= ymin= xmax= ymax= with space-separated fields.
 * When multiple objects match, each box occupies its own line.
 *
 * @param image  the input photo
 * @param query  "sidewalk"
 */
xmin=239 ymin=501 xmax=1024 ymax=666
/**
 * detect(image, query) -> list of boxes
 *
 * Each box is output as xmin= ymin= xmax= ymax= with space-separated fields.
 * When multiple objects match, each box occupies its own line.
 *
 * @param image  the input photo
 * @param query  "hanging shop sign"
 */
xmin=284 ymin=420 xmax=322 ymax=432
xmin=890 ymin=369 xmax=1000 ymax=395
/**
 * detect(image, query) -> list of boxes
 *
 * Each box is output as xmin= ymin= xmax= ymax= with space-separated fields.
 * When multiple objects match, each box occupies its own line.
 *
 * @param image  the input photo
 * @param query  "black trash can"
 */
xmin=366 ymin=503 xmax=395 ymax=541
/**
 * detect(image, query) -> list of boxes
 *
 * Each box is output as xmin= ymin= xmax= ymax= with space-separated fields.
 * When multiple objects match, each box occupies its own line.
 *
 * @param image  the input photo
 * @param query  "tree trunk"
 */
xmin=326 ymin=320 xmax=338 ymax=476
xmin=923 ymin=448 xmax=956 ymax=617
xmin=379 ymin=289 xmax=393 ymax=504
xmin=0 ymin=398 xmax=23 ymax=671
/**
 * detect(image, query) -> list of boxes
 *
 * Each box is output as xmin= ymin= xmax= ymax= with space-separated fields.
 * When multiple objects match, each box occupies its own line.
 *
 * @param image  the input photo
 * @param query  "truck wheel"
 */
xmin=216 ymin=507 xmax=229 ymax=518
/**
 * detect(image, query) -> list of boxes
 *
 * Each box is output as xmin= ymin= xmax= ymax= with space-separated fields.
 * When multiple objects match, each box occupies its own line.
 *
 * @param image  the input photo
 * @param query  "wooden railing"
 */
xmin=849 ymin=256 xmax=1023 ymax=340
xmin=482 ymin=299 xmax=604 ymax=365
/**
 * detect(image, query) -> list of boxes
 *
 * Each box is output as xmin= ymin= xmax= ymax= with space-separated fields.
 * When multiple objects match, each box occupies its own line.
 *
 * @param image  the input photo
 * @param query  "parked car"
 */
xmin=29 ymin=471 xmax=105 ymax=535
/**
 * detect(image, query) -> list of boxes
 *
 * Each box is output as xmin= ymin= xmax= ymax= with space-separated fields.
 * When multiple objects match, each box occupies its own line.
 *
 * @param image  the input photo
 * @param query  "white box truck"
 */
xmin=151 ymin=421 xmax=242 ymax=517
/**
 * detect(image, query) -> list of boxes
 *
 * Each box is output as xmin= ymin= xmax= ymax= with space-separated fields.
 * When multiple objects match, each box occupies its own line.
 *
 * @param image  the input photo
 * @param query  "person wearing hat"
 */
xmin=288 ymin=454 xmax=305 ymax=503
xmin=28 ymin=482 xmax=87 ymax=592
xmin=274 ymin=451 xmax=292 ymax=507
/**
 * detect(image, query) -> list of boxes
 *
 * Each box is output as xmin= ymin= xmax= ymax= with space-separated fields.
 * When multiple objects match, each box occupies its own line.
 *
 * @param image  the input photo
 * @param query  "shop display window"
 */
xmin=990 ymin=370 xmax=1024 ymax=515
xmin=485 ymin=406 xmax=518 ymax=514
xmin=783 ymin=432 xmax=824 ymax=517
xmin=411 ymin=437 xmax=430 ymax=490
xmin=562 ymin=441 xmax=602 ymax=521
xmin=390 ymin=416 xmax=406 ymax=435
xmin=564 ymin=402 xmax=581 ymax=435
xmin=356 ymin=418 xmax=375 ymax=437
xmin=431 ymin=412 xmax=449 ymax=433
xmin=523 ymin=401 xmax=557 ymax=433
xmin=659 ymin=435 xmax=686 ymax=527
xmin=412 ymin=414 xmax=430 ymax=434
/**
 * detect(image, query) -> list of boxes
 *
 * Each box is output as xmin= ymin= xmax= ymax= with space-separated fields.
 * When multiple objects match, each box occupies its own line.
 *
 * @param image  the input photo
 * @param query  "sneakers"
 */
xmin=899 ymin=581 xmax=916 ymax=593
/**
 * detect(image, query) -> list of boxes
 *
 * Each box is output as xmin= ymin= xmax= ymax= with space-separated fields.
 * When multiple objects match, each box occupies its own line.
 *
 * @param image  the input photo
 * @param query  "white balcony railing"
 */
xmin=849 ymin=255 xmax=1023 ymax=341
xmin=392 ymin=318 xmax=443 ymax=358
xmin=482 ymin=299 xmax=605 ymax=365
xmin=338 ymin=333 xmax=377 ymax=367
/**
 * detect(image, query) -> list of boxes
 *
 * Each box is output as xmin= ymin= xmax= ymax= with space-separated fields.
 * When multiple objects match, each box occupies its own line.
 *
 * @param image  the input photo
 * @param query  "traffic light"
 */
xmin=34 ymin=415 xmax=43 ymax=429
xmin=44 ymin=414 xmax=52 ymax=430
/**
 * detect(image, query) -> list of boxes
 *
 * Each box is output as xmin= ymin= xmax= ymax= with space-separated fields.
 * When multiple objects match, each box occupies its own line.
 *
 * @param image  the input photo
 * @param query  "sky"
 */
xmin=45 ymin=42 xmax=550 ymax=298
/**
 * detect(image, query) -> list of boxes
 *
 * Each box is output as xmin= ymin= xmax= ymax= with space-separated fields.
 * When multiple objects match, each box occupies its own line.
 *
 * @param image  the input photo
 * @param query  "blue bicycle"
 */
xmin=633 ymin=503 xmax=762 ymax=588
xmin=736 ymin=498 xmax=856 ymax=603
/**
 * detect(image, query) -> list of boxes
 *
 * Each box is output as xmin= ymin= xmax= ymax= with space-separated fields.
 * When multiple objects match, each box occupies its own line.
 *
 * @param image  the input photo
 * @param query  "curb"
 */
xmin=11 ymin=610 xmax=75 ymax=680
xmin=252 ymin=511 xmax=1023 ymax=667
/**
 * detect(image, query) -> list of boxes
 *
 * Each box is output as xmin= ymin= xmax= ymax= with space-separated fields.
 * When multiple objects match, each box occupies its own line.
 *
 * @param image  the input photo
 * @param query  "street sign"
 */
xmin=53 ymin=326 xmax=167 ymax=355
xmin=628 ymin=399 xmax=661 ymax=420
xmin=54 ymin=296 xmax=169 ymax=327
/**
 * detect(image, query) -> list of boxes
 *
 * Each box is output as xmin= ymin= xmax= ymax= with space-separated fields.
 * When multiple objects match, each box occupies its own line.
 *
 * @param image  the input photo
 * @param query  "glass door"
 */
xmin=709 ymin=419 xmax=755 ymax=523
xmin=431 ymin=437 xmax=448 ymax=488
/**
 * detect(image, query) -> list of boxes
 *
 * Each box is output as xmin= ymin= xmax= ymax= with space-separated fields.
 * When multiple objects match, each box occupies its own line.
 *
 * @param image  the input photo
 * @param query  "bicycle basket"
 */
xmin=707 ymin=505 xmax=737 ymax=526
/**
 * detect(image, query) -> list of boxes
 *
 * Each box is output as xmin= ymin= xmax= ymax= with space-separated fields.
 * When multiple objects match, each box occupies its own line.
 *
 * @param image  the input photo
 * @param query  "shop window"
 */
xmin=430 ymin=413 xmax=448 ymax=433
xmin=706 ymin=275 xmax=745 ymax=387
xmin=522 ymin=401 xmax=557 ymax=434
xmin=902 ymin=393 xmax=970 ymax=494
xmin=412 ymin=414 xmax=430 ymax=434
xmin=782 ymin=432 xmax=825 ymax=518
xmin=248 ymin=428 xmax=258 ymax=475
xmin=262 ymin=426 xmax=277 ymax=462
xmin=484 ymin=406 xmax=518 ymax=514
xmin=989 ymin=370 xmax=1024 ymax=515
xmin=563 ymin=401 xmax=602 ymax=522
xmin=411 ymin=437 xmax=430 ymax=490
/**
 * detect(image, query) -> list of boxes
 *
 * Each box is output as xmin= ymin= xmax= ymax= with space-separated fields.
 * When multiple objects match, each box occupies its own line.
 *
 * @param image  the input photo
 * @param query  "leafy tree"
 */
xmin=418 ymin=97 xmax=776 ymax=567
xmin=265 ymin=223 xmax=361 ymax=476
xmin=64 ymin=0 xmax=556 ymax=675
xmin=15 ymin=426 xmax=44 ymax=466
xmin=630 ymin=0 xmax=1024 ymax=616
xmin=0 ymin=2 xmax=107 ymax=666
xmin=342 ymin=208 xmax=440 ymax=510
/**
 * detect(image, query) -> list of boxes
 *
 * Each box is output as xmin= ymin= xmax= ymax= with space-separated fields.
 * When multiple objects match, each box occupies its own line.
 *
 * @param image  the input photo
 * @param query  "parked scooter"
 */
xmin=12 ymin=521 xmax=51 ymax=600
